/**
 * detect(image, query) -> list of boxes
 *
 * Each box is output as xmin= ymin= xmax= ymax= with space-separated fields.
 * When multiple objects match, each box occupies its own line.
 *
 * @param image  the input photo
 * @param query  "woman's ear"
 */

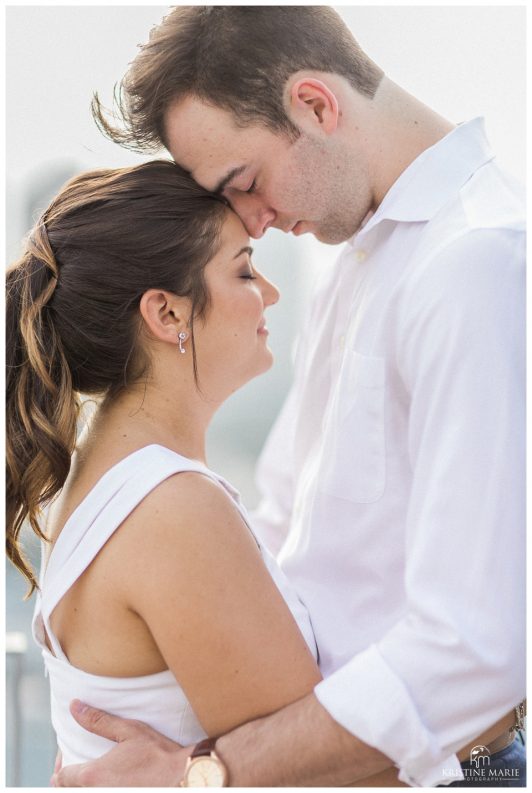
xmin=139 ymin=289 xmax=189 ymax=345
xmin=286 ymin=77 xmax=339 ymax=136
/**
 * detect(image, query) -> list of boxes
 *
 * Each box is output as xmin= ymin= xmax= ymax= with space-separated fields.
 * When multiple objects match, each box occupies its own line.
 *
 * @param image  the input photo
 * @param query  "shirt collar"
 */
xmin=351 ymin=117 xmax=495 ymax=240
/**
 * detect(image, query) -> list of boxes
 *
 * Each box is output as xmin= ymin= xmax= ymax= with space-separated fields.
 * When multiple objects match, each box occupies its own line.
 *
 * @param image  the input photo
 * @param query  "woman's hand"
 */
xmin=52 ymin=700 xmax=190 ymax=787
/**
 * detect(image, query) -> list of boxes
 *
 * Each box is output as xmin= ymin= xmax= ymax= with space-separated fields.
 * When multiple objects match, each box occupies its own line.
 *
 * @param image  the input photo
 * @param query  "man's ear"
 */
xmin=139 ymin=289 xmax=190 ymax=345
xmin=287 ymin=77 xmax=339 ymax=136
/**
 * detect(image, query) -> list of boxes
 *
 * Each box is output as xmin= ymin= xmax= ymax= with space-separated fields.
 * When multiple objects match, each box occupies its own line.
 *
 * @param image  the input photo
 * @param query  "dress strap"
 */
xmin=38 ymin=445 xmax=214 ymax=662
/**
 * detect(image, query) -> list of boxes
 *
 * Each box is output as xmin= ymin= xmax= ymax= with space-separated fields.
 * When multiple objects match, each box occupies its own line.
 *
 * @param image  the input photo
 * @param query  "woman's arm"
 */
xmin=118 ymin=471 xmax=322 ymax=735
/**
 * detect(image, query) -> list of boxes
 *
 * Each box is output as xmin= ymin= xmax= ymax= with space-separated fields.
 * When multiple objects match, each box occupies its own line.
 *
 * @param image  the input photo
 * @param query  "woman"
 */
xmin=6 ymin=161 xmax=405 ymax=786
xmin=7 ymin=160 xmax=321 ymax=768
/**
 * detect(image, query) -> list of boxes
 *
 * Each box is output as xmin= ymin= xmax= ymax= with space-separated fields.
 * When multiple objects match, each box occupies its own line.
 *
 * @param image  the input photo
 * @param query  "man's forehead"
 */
xmin=164 ymin=98 xmax=254 ymax=188
xmin=165 ymin=104 xmax=242 ymax=178
xmin=166 ymin=97 xmax=247 ymax=159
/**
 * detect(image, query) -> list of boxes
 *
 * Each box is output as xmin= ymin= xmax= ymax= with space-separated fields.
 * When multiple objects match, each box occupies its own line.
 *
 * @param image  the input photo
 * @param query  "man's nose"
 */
xmin=227 ymin=193 xmax=276 ymax=239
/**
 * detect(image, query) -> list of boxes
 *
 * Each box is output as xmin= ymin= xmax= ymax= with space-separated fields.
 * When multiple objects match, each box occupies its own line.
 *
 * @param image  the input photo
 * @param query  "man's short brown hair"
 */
xmin=93 ymin=6 xmax=384 ymax=152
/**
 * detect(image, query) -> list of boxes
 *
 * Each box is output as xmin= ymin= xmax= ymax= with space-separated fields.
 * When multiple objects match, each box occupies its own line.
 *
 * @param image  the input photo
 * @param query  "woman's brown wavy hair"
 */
xmin=6 ymin=160 xmax=227 ymax=596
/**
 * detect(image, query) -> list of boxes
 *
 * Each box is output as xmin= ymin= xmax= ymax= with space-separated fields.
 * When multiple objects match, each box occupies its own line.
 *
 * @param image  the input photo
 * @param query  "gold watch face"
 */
xmin=185 ymin=756 xmax=226 ymax=787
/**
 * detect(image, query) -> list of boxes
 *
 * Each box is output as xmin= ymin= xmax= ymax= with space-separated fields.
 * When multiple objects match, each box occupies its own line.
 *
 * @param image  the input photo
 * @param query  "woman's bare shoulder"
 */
xmin=127 ymin=469 xmax=248 ymax=534
xmin=112 ymin=468 xmax=260 ymax=573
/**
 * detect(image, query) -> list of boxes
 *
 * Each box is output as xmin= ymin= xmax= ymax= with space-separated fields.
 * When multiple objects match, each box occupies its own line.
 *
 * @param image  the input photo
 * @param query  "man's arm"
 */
xmin=202 ymin=694 xmax=519 ymax=787
xmin=52 ymin=694 xmax=518 ymax=787
xmin=53 ymin=695 xmax=393 ymax=787
xmin=216 ymin=692 xmax=391 ymax=787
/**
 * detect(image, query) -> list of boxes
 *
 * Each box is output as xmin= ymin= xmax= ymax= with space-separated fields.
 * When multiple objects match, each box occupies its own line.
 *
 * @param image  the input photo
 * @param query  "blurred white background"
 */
xmin=5 ymin=5 xmax=525 ymax=786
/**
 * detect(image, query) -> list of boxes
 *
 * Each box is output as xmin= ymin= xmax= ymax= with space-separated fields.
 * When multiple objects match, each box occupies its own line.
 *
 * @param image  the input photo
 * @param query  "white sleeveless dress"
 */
xmin=32 ymin=444 xmax=318 ymax=766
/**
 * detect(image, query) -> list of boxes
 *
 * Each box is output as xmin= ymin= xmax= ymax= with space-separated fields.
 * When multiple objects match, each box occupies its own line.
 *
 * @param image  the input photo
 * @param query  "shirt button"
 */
xmin=339 ymin=335 xmax=345 ymax=349
xmin=355 ymin=249 xmax=367 ymax=262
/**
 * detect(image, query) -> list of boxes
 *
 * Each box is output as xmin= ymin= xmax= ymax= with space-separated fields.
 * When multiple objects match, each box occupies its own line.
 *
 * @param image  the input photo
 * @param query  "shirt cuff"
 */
xmin=314 ymin=644 xmax=464 ymax=787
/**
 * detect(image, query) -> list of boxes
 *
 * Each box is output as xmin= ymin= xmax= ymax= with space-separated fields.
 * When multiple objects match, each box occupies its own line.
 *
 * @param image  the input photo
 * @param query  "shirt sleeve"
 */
xmin=315 ymin=227 xmax=525 ymax=786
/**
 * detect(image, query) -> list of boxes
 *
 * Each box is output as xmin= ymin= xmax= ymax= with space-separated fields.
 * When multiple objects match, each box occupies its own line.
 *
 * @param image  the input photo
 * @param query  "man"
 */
xmin=54 ymin=7 xmax=525 ymax=787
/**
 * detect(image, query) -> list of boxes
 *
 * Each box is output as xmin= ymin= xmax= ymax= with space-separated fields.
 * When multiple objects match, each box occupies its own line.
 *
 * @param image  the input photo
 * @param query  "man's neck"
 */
xmin=359 ymin=77 xmax=456 ymax=208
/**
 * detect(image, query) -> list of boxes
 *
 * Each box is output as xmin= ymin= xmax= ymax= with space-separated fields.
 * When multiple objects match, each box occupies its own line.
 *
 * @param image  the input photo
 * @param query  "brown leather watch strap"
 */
xmin=191 ymin=738 xmax=218 ymax=759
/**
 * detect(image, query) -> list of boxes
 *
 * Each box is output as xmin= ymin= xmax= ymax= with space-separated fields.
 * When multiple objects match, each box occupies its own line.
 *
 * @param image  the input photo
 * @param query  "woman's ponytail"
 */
xmin=5 ymin=161 xmax=228 ymax=596
xmin=6 ymin=221 xmax=79 ymax=596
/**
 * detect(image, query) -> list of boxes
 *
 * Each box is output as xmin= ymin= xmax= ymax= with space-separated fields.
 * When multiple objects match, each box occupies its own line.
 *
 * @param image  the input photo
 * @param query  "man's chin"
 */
xmin=293 ymin=218 xmax=359 ymax=245
xmin=312 ymin=227 xmax=352 ymax=246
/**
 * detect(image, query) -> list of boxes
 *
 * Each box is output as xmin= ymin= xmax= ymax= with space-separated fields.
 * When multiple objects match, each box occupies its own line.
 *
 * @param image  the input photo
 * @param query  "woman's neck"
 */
xmin=86 ymin=382 xmax=219 ymax=465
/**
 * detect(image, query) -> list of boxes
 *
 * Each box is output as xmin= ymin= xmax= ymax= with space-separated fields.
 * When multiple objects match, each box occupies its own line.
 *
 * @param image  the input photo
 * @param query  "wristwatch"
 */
xmin=180 ymin=738 xmax=229 ymax=787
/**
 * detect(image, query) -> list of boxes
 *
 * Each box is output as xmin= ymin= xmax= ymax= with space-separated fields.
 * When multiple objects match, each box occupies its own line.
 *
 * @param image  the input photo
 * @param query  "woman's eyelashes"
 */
xmin=246 ymin=179 xmax=257 ymax=195
xmin=239 ymin=259 xmax=257 ymax=280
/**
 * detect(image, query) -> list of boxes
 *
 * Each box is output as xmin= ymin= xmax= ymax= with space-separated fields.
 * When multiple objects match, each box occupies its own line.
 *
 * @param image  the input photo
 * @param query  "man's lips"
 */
xmin=290 ymin=221 xmax=309 ymax=236
xmin=257 ymin=320 xmax=268 ymax=335
xmin=276 ymin=220 xmax=307 ymax=235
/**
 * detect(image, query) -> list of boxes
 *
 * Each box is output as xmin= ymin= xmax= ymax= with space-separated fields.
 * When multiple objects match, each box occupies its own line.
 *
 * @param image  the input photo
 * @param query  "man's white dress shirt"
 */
xmin=252 ymin=119 xmax=525 ymax=786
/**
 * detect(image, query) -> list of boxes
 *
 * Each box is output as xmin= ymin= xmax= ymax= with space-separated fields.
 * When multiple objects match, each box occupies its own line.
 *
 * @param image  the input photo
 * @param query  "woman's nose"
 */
xmin=262 ymin=276 xmax=280 ymax=307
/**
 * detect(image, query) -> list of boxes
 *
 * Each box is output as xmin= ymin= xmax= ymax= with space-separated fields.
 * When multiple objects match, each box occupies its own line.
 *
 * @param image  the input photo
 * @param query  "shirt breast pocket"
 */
xmin=319 ymin=351 xmax=386 ymax=503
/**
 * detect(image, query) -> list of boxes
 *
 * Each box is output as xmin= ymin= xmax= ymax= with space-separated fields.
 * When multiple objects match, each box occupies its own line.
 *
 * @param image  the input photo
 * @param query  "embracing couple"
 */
xmin=6 ymin=6 xmax=525 ymax=788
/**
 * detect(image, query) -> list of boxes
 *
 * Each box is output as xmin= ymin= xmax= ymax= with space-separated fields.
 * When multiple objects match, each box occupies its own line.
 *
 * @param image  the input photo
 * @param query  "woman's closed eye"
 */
xmin=245 ymin=179 xmax=257 ymax=195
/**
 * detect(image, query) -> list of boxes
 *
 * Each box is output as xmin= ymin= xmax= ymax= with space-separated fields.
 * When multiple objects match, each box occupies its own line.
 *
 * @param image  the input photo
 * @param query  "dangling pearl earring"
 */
xmin=178 ymin=331 xmax=187 ymax=354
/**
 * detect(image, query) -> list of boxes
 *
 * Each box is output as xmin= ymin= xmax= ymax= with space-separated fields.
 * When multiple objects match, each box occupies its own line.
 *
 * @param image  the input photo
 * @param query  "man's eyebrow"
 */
xmin=213 ymin=165 xmax=247 ymax=194
xmin=233 ymin=245 xmax=254 ymax=260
